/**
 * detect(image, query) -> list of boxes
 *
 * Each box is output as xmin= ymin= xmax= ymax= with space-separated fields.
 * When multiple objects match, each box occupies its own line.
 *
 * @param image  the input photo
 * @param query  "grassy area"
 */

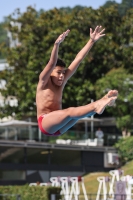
xmin=82 ymin=160 xmax=133 ymax=194
xmin=83 ymin=172 xmax=109 ymax=194
xmin=122 ymin=160 xmax=133 ymax=175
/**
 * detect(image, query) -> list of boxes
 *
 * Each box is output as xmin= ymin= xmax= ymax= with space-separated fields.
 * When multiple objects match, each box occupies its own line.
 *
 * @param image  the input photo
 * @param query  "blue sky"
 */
xmin=0 ymin=0 xmax=122 ymax=22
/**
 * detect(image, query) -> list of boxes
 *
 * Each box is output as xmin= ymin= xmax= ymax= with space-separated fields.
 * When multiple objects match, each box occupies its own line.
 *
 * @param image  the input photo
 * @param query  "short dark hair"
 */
xmin=56 ymin=58 xmax=66 ymax=68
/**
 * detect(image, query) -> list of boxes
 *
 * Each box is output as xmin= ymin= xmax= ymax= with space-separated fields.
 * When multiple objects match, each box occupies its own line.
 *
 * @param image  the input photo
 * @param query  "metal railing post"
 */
xmin=51 ymin=194 xmax=56 ymax=200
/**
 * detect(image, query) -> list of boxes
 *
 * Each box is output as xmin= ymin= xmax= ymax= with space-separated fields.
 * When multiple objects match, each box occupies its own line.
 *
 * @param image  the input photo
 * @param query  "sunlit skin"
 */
xmin=50 ymin=67 xmax=66 ymax=86
xmin=36 ymin=26 xmax=118 ymax=135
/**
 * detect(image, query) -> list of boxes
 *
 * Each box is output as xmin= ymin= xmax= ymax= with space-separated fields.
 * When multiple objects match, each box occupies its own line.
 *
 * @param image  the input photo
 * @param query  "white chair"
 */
xmin=88 ymin=138 xmax=98 ymax=146
xmin=72 ymin=139 xmax=88 ymax=146
xmin=56 ymin=139 xmax=71 ymax=144
xmin=66 ymin=139 xmax=71 ymax=144
xmin=40 ymin=183 xmax=48 ymax=186
xmin=29 ymin=183 xmax=37 ymax=186
xmin=97 ymin=138 xmax=104 ymax=146
xmin=56 ymin=139 xmax=66 ymax=144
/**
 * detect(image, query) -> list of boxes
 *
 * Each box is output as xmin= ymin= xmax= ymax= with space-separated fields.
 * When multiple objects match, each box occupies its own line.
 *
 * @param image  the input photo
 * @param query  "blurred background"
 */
xmin=0 ymin=0 xmax=133 ymax=189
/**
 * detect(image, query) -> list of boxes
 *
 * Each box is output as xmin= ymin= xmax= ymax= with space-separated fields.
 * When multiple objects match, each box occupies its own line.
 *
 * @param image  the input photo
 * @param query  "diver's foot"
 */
xmin=103 ymin=90 xmax=118 ymax=106
xmin=95 ymin=95 xmax=117 ymax=114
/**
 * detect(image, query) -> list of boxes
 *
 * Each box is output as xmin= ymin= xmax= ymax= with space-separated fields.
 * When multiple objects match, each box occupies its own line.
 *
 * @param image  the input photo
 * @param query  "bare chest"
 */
xmin=43 ymin=87 xmax=62 ymax=102
xmin=36 ymin=83 xmax=64 ymax=114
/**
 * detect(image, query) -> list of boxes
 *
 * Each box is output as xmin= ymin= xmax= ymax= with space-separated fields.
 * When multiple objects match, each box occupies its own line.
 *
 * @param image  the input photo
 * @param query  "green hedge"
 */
xmin=0 ymin=185 xmax=61 ymax=200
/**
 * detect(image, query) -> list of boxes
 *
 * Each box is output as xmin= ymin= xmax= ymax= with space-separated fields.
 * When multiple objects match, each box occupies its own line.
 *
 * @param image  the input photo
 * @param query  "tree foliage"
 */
xmin=103 ymin=0 xmax=118 ymax=8
xmin=115 ymin=136 xmax=133 ymax=164
xmin=119 ymin=0 xmax=133 ymax=16
xmin=95 ymin=68 xmax=133 ymax=131
xmin=0 ymin=22 xmax=7 ymax=58
xmin=103 ymin=0 xmax=133 ymax=16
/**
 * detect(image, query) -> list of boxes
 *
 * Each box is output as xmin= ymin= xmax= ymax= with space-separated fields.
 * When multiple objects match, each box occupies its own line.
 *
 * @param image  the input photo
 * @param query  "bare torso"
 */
xmin=36 ymin=78 xmax=64 ymax=118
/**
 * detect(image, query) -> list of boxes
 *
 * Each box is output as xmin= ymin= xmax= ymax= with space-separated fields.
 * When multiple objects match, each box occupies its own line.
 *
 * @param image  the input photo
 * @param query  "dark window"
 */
xmin=0 ymin=170 xmax=26 ymax=180
xmin=51 ymin=150 xmax=81 ymax=166
xmin=0 ymin=147 xmax=24 ymax=163
xmin=27 ymin=148 xmax=49 ymax=164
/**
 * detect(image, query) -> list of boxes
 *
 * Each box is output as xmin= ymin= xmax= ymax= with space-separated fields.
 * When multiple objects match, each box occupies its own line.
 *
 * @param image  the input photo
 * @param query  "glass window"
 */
xmin=0 ymin=170 xmax=26 ymax=180
xmin=0 ymin=126 xmax=39 ymax=141
xmin=0 ymin=147 xmax=24 ymax=163
xmin=51 ymin=150 xmax=81 ymax=166
xmin=0 ymin=127 xmax=9 ymax=140
xmin=27 ymin=148 xmax=49 ymax=164
xmin=18 ymin=126 xmax=38 ymax=141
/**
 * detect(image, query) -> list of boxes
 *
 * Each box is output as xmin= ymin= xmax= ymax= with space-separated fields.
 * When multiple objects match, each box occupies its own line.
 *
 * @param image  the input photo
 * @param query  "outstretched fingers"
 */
xmin=55 ymin=29 xmax=70 ymax=44
xmin=61 ymin=30 xmax=70 ymax=38
xmin=97 ymin=26 xmax=105 ymax=37
xmin=90 ymin=25 xmax=105 ymax=42
xmin=99 ymin=28 xmax=105 ymax=34
xmin=99 ymin=33 xmax=106 ymax=38
xmin=94 ymin=25 xmax=104 ymax=33
xmin=99 ymin=28 xmax=106 ymax=37
xmin=61 ymin=29 xmax=70 ymax=39
xmin=64 ymin=29 xmax=70 ymax=36
xmin=90 ymin=28 xmax=93 ymax=34
xmin=95 ymin=25 xmax=101 ymax=33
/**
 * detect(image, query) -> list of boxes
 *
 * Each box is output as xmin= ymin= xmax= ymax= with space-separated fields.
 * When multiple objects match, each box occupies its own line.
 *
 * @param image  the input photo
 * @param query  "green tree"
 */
xmin=102 ymin=0 xmax=133 ymax=16
xmin=119 ymin=0 xmax=133 ymax=16
xmin=0 ymin=22 xmax=7 ymax=58
xmin=115 ymin=136 xmax=133 ymax=164
xmin=103 ymin=0 xmax=119 ymax=8
xmin=95 ymin=68 xmax=133 ymax=134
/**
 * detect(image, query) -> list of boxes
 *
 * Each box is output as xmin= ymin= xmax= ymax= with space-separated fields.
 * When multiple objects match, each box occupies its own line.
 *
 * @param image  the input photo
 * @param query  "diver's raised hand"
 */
xmin=55 ymin=29 xmax=70 ymax=45
xmin=90 ymin=26 xmax=105 ymax=42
